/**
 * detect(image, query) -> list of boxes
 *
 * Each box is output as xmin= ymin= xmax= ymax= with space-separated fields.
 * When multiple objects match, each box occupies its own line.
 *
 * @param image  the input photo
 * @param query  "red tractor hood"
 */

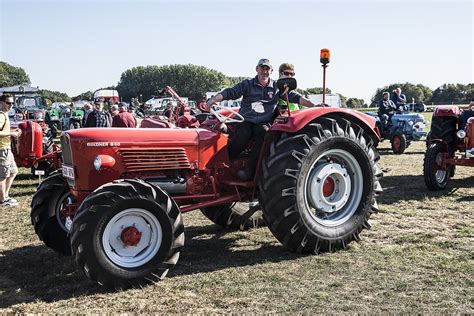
xmin=66 ymin=127 xmax=201 ymax=146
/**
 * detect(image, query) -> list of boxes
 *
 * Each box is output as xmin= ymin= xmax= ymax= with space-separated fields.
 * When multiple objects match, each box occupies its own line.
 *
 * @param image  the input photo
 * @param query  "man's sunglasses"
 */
xmin=4 ymin=101 xmax=13 ymax=105
xmin=283 ymin=71 xmax=295 ymax=76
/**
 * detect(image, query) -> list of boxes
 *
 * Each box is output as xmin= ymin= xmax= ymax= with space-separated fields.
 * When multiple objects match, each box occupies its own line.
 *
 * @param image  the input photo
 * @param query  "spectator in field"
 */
xmin=391 ymin=88 xmax=407 ymax=112
xmin=84 ymin=100 xmax=111 ymax=127
xmin=0 ymin=94 xmax=21 ymax=207
xmin=378 ymin=92 xmax=396 ymax=117
xmin=205 ymin=58 xmax=316 ymax=181
xmin=110 ymin=104 xmax=119 ymax=117
xmin=82 ymin=102 xmax=93 ymax=126
xmin=112 ymin=103 xmax=137 ymax=128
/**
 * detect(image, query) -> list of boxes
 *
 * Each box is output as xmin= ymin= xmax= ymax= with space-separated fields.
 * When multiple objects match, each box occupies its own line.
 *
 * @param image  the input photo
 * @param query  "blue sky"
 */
xmin=1 ymin=0 xmax=473 ymax=103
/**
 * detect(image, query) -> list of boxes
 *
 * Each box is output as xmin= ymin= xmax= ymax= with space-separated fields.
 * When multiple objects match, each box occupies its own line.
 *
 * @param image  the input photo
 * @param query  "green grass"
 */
xmin=0 ymin=140 xmax=473 ymax=313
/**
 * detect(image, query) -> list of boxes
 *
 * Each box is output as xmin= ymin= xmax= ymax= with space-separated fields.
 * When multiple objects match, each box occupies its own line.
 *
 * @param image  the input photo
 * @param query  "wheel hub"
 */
xmin=307 ymin=163 xmax=351 ymax=214
xmin=393 ymin=136 xmax=400 ymax=150
xmin=120 ymin=226 xmax=142 ymax=246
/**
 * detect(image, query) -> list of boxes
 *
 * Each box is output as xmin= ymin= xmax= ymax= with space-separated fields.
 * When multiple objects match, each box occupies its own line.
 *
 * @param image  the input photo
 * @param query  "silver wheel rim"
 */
xmin=102 ymin=208 xmax=163 ymax=268
xmin=55 ymin=192 xmax=72 ymax=232
xmin=304 ymin=149 xmax=363 ymax=227
xmin=434 ymin=152 xmax=447 ymax=183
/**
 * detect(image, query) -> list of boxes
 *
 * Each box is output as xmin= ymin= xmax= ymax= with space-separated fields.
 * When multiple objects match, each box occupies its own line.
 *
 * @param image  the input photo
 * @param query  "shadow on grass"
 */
xmin=15 ymin=173 xmax=36 ymax=181
xmin=380 ymin=174 xmax=474 ymax=204
xmin=0 ymin=224 xmax=298 ymax=308
xmin=377 ymin=147 xmax=426 ymax=156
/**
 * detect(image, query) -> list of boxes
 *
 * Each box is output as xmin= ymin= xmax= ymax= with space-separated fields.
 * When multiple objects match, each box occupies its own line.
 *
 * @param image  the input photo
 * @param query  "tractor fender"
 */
xmin=271 ymin=107 xmax=380 ymax=141
xmin=433 ymin=105 xmax=460 ymax=118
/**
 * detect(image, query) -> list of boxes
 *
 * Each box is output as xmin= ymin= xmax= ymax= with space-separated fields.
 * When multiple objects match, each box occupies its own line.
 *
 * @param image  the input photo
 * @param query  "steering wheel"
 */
xmin=211 ymin=107 xmax=245 ymax=123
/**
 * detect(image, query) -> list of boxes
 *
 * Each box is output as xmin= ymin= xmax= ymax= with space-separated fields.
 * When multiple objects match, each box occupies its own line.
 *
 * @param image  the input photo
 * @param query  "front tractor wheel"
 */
xmin=259 ymin=117 xmax=382 ymax=253
xmin=70 ymin=179 xmax=184 ymax=289
xmin=30 ymin=172 xmax=74 ymax=255
xmin=423 ymin=142 xmax=450 ymax=190
xmin=390 ymin=133 xmax=407 ymax=154
xmin=201 ymin=202 xmax=265 ymax=230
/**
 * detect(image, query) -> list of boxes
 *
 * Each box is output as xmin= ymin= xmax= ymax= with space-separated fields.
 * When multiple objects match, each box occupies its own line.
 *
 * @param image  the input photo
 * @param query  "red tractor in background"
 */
xmin=30 ymin=52 xmax=383 ymax=289
xmin=10 ymin=120 xmax=61 ymax=176
xmin=424 ymin=104 xmax=474 ymax=190
xmin=140 ymin=86 xmax=200 ymax=129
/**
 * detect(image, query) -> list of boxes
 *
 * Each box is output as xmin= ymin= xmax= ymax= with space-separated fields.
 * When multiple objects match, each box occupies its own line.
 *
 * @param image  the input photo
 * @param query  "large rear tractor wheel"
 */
xmin=201 ymin=202 xmax=265 ymax=230
xmin=423 ymin=142 xmax=450 ymax=190
xmin=31 ymin=172 xmax=74 ymax=255
xmin=390 ymin=133 xmax=407 ymax=154
xmin=259 ymin=117 xmax=382 ymax=253
xmin=430 ymin=116 xmax=456 ymax=152
xmin=70 ymin=179 xmax=184 ymax=289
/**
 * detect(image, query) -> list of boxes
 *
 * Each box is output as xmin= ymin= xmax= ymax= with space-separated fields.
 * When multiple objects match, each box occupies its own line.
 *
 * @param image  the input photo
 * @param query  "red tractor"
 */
xmin=423 ymin=104 xmax=474 ymax=190
xmin=140 ymin=86 xmax=200 ymax=129
xmin=10 ymin=120 xmax=61 ymax=176
xmin=30 ymin=55 xmax=383 ymax=289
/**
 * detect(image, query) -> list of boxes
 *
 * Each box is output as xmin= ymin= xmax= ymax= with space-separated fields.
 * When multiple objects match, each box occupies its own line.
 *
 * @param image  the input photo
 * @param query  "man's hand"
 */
xmin=10 ymin=128 xmax=21 ymax=137
xmin=205 ymin=99 xmax=216 ymax=112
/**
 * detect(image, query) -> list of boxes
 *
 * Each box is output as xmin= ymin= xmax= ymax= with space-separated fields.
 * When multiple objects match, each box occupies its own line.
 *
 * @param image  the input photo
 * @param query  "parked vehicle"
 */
xmin=10 ymin=120 xmax=61 ymax=176
xmin=423 ymin=105 xmax=474 ymax=190
xmin=366 ymin=111 xmax=428 ymax=154
xmin=60 ymin=101 xmax=86 ymax=130
xmin=93 ymin=89 xmax=119 ymax=104
xmin=46 ymin=102 xmax=68 ymax=138
xmin=406 ymin=103 xmax=427 ymax=112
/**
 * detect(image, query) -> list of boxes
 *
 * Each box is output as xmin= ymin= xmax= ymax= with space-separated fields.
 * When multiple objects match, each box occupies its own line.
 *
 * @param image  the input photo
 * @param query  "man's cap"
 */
xmin=118 ymin=102 xmax=127 ymax=108
xmin=257 ymin=58 xmax=272 ymax=69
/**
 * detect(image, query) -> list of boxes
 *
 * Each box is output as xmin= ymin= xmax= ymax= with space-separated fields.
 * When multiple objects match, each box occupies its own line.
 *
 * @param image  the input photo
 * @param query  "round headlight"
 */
xmin=456 ymin=129 xmax=466 ymax=139
xmin=94 ymin=156 xmax=102 ymax=171
xmin=407 ymin=120 xmax=414 ymax=126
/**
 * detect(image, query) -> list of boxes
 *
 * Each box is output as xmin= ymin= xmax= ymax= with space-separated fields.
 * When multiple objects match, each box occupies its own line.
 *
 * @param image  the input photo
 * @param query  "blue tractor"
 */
xmin=366 ymin=111 xmax=428 ymax=154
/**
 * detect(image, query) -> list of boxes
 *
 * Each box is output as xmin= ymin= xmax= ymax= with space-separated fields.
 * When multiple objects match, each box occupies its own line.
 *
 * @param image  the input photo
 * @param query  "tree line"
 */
xmin=1 ymin=61 xmax=472 ymax=108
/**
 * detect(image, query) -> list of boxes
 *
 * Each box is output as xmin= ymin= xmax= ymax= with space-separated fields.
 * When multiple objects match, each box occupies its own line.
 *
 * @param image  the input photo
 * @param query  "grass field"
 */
xmin=0 ymin=139 xmax=473 ymax=313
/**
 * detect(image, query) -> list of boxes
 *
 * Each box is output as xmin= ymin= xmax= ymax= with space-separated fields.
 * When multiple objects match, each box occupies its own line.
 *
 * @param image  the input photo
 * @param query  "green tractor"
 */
xmin=45 ymin=102 xmax=68 ymax=138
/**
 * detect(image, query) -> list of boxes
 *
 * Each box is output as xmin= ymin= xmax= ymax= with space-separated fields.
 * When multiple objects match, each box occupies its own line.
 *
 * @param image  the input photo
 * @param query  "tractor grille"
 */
xmin=118 ymin=148 xmax=190 ymax=172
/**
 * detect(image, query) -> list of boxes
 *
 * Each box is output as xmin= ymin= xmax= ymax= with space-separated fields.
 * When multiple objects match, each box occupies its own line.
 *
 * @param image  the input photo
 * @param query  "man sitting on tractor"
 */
xmin=391 ymin=87 xmax=407 ymax=113
xmin=205 ymin=58 xmax=316 ymax=181
xmin=378 ymin=91 xmax=397 ymax=125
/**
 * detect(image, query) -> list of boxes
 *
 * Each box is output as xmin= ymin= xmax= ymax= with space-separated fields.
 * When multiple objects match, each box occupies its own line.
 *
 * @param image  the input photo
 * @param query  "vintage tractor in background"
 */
xmin=46 ymin=102 xmax=68 ymax=138
xmin=60 ymin=101 xmax=85 ymax=131
xmin=10 ymin=120 xmax=61 ymax=176
xmin=140 ymin=86 xmax=200 ymax=129
xmin=423 ymin=105 xmax=474 ymax=190
xmin=366 ymin=111 xmax=428 ymax=154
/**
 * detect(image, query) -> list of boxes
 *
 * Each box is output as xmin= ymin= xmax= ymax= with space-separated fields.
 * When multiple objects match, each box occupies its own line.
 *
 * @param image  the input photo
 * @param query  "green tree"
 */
xmin=39 ymin=89 xmax=71 ymax=103
xmin=346 ymin=98 xmax=366 ymax=108
xmin=428 ymin=83 xmax=474 ymax=104
xmin=73 ymin=91 xmax=93 ymax=101
xmin=0 ymin=61 xmax=30 ymax=87
xmin=117 ymin=64 xmax=229 ymax=102
xmin=225 ymin=76 xmax=249 ymax=87
xmin=371 ymin=82 xmax=433 ymax=106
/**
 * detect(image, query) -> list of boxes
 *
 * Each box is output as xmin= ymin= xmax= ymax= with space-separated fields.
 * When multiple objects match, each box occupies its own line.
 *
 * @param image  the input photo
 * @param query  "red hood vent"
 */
xmin=118 ymin=147 xmax=190 ymax=171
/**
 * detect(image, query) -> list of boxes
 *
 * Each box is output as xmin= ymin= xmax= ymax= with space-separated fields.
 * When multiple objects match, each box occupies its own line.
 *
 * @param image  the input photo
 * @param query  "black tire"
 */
xmin=423 ymin=142 xmax=450 ymax=190
xmin=390 ymin=133 xmax=407 ymax=154
xmin=425 ymin=131 xmax=432 ymax=148
xmin=430 ymin=116 xmax=456 ymax=151
xmin=73 ymin=121 xmax=81 ymax=129
xmin=258 ymin=116 xmax=382 ymax=253
xmin=201 ymin=202 xmax=265 ymax=230
xmin=70 ymin=179 xmax=184 ymax=289
xmin=30 ymin=172 xmax=73 ymax=255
